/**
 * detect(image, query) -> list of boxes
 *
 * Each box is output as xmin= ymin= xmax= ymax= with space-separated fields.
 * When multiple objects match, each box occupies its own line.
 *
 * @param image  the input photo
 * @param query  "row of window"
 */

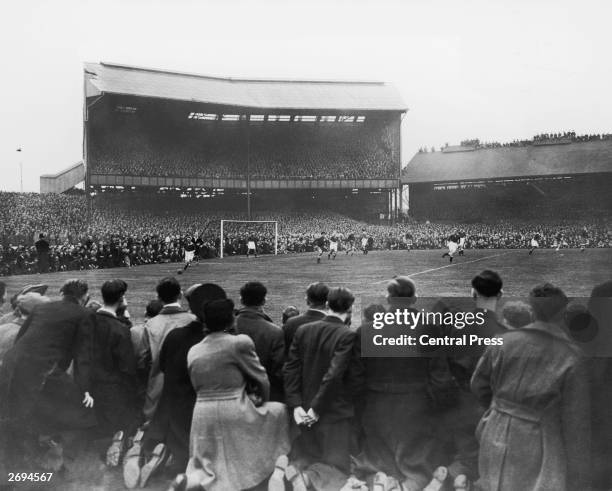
xmin=187 ymin=113 xmax=366 ymax=123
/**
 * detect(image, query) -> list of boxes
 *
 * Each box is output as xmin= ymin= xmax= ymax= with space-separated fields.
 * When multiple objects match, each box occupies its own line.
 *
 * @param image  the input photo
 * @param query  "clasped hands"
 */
xmin=293 ymin=406 xmax=319 ymax=427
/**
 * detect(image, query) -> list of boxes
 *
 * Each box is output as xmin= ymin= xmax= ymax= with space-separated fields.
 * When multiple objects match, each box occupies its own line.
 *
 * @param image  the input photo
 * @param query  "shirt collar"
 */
xmin=97 ymin=307 xmax=117 ymax=317
xmin=164 ymin=302 xmax=181 ymax=308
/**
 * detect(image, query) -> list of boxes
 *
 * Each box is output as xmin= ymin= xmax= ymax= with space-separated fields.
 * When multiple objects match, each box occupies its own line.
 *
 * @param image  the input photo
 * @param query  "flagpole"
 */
xmin=16 ymin=148 xmax=22 ymax=192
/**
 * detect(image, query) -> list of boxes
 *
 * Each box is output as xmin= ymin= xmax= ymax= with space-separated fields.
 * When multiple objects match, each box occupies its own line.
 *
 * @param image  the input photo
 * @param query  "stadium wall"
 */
xmin=40 ymin=162 xmax=85 ymax=194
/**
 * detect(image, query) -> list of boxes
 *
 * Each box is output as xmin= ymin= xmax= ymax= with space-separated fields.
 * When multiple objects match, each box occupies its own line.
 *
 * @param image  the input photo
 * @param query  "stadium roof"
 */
xmin=84 ymin=62 xmax=408 ymax=112
xmin=402 ymin=140 xmax=612 ymax=184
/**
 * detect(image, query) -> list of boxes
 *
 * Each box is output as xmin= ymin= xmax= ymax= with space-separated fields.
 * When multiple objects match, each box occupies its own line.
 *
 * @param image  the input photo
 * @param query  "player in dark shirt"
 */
xmin=180 ymin=236 xmax=197 ymax=272
xmin=345 ymin=233 xmax=356 ymax=255
xmin=314 ymin=232 xmax=327 ymax=264
xmin=405 ymin=232 xmax=413 ymax=252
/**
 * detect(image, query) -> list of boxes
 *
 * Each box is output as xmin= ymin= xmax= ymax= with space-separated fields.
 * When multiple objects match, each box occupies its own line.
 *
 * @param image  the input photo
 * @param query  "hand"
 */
xmin=82 ymin=392 xmax=94 ymax=408
xmin=293 ymin=406 xmax=310 ymax=426
xmin=306 ymin=408 xmax=319 ymax=426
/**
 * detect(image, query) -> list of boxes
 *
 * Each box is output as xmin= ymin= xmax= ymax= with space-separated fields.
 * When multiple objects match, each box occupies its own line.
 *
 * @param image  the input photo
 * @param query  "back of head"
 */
xmin=60 ymin=279 xmax=89 ymax=300
xmin=204 ymin=298 xmax=235 ymax=332
xmin=0 ymin=281 xmax=5 ymax=304
xmin=502 ymin=300 xmax=533 ymax=329
xmin=529 ymin=283 xmax=568 ymax=322
xmin=282 ymin=305 xmax=300 ymax=324
xmin=240 ymin=281 xmax=267 ymax=307
xmin=186 ymin=283 xmax=227 ymax=321
xmin=306 ymin=282 xmax=329 ymax=307
xmin=387 ymin=276 xmax=416 ymax=298
xmin=145 ymin=299 xmax=164 ymax=318
xmin=17 ymin=292 xmax=51 ymax=316
xmin=327 ymin=287 xmax=355 ymax=314
xmin=472 ymin=270 xmax=503 ymax=297
xmin=156 ymin=276 xmax=181 ymax=304
xmin=364 ymin=303 xmax=386 ymax=322
xmin=101 ymin=279 xmax=128 ymax=306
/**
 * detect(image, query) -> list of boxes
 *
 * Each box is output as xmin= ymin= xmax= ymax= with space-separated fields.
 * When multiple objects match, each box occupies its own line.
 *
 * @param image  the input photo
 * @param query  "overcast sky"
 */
xmin=1 ymin=0 xmax=610 ymax=192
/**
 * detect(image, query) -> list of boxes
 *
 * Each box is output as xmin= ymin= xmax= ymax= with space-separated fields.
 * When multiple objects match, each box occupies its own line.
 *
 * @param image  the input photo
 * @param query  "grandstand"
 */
xmin=401 ymin=139 xmax=612 ymax=222
xmin=84 ymin=62 xmax=407 ymax=220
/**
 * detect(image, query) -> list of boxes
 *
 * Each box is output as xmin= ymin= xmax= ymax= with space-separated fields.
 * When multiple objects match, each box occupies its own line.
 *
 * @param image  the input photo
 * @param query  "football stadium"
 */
xmin=1 ymin=62 xmax=612 ymax=491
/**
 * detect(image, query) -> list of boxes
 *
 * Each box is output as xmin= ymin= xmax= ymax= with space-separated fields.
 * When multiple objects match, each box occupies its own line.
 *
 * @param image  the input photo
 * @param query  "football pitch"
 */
xmin=4 ymin=248 xmax=611 ymax=323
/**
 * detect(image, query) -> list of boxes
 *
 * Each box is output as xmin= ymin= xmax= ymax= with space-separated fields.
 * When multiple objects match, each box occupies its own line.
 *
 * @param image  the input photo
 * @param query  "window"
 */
xmin=188 ymin=112 xmax=218 ymax=120
xmin=320 ymin=115 xmax=337 ymax=122
xmin=222 ymin=114 xmax=240 ymax=121
xmin=278 ymin=115 xmax=291 ymax=121
xmin=338 ymin=116 xmax=355 ymax=123
xmin=294 ymin=115 xmax=317 ymax=122
xmin=250 ymin=115 xmax=265 ymax=121
xmin=356 ymin=115 xmax=366 ymax=123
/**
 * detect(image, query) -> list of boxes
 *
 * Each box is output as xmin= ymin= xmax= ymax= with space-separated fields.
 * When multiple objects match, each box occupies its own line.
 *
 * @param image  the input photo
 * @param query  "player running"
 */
xmin=361 ymin=229 xmax=369 ymax=255
xmin=246 ymin=234 xmax=258 ymax=258
xmin=314 ymin=232 xmax=327 ymax=264
xmin=442 ymin=231 xmax=460 ymax=262
xmin=528 ymin=233 xmax=541 ymax=255
xmin=180 ymin=236 xmax=196 ymax=272
xmin=345 ymin=233 xmax=356 ymax=255
xmin=328 ymin=233 xmax=339 ymax=260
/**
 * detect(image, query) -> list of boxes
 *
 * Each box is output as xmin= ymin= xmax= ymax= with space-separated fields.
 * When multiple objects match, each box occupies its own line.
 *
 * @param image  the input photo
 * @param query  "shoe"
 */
xmin=423 ymin=466 xmax=448 ymax=491
xmin=285 ymin=465 xmax=309 ymax=491
xmin=453 ymin=474 xmax=470 ymax=491
xmin=123 ymin=442 xmax=142 ymax=489
xmin=268 ymin=455 xmax=288 ymax=491
xmin=139 ymin=443 xmax=168 ymax=487
xmin=372 ymin=472 xmax=387 ymax=491
xmin=167 ymin=473 xmax=188 ymax=491
xmin=106 ymin=430 xmax=125 ymax=467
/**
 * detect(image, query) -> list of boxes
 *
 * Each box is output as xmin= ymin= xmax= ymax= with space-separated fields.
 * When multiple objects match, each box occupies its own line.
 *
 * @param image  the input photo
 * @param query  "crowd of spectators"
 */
xmin=1 ymin=192 xmax=610 ymax=276
xmin=89 ymin=121 xmax=397 ymax=180
xmin=418 ymin=130 xmax=612 ymax=153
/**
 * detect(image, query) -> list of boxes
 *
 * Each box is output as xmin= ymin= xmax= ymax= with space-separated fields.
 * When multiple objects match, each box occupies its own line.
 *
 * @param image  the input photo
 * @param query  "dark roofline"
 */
xmin=98 ymin=61 xmax=386 ymax=86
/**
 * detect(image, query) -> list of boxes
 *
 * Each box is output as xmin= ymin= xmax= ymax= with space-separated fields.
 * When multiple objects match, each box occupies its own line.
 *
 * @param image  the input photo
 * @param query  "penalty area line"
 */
xmin=372 ymin=251 xmax=516 ymax=284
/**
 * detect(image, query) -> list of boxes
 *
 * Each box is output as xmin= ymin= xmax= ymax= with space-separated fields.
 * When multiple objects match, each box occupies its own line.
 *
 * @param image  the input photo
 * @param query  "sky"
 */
xmin=0 ymin=0 xmax=610 ymax=192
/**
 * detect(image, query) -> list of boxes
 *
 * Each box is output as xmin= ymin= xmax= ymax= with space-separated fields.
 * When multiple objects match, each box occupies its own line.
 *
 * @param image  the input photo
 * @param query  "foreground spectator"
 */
xmin=185 ymin=298 xmax=290 ymax=490
xmin=235 ymin=281 xmax=285 ymax=402
xmin=284 ymin=287 xmax=361 ymax=491
xmin=471 ymin=283 xmax=590 ymax=490
xmin=90 ymin=279 xmax=139 ymax=467
xmin=0 ymin=279 xmax=96 ymax=471
xmin=282 ymin=282 xmax=329 ymax=357
xmin=145 ymin=283 xmax=227 ymax=476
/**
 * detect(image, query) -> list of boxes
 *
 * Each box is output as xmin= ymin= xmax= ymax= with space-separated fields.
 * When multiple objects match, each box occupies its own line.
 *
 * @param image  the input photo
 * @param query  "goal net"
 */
xmin=219 ymin=220 xmax=278 ymax=258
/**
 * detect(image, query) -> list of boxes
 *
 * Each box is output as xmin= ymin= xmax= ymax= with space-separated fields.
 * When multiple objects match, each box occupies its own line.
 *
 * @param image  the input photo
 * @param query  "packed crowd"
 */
xmin=1 ymin=192 xmax=610 ymax=276
xmin=90 ymin=121 xmax=397 ymax=180
xmin=417 ymin=130 xmax=612 ymax=153
xmin=0 ymin=272 xmax=610 ymax=490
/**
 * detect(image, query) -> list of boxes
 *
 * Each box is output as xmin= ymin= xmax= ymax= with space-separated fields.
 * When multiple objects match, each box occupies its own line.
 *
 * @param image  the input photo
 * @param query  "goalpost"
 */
xmin=219 ymin=220 xmax=279 ymax=258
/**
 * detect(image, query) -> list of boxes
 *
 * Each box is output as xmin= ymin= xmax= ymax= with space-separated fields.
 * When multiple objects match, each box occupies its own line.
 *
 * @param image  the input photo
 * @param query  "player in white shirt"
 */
xmin=328 ymin=234 xmax=339 ymax=260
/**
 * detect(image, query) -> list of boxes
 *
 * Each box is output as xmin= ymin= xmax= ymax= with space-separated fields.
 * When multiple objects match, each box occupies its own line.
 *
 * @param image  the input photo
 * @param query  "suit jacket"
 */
xmin=282 ymin=308 xmax=326 ymax=357
xmin=235 ymin=306 xmax=285 ymax=401
xmin=140 ymin=305 xmax=196 ymax=421
xmin=1 ymin=297 xmax=97 ymax=430
xmin=284 ymin=315 xmax=361 ymax=422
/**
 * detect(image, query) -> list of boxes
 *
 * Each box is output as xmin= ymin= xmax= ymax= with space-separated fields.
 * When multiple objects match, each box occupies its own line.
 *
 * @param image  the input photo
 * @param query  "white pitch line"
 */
xmin=371 ymin=251 xmax=516 ymax=284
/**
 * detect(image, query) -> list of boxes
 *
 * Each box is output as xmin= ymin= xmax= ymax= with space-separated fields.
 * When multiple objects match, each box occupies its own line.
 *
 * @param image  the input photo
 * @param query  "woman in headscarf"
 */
xmin=186 ymin=298 xmax=290 ymax=491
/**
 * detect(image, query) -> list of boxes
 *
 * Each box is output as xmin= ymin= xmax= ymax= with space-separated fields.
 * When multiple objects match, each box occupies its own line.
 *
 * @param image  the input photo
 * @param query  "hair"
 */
xmin=39 ymin=233 xmax=45 ymax=239
xmin=327 ymin=287 xmax=355 ymax=314
xmin=204 ymin=298 xmax=235 ymax=332
xmin=156 ymin=277 xmax=182 ymax=304
xmin=282 ymin=305 xmax=300 ymax=324
xmin=0 ymin=281 xmax=5 ymax=302
xmin=145 ymin=299 xmax=164 ymax=318
xmin=240 ymin=281 xmax=267 ymax=307
xmin=387 ymin=276 xmax=416 ymax=298
xmin=590 ymin=281 xmax=612 ymax=298
xmin=472 ymin=270 xmax=503 ymax=297
xmin=529 ymin=283 xmax=569 ymax=321
xmin=101 ymin=279 xmax=128 ymax=305
xmin=60 ymin=279 xmax=89 ymax=299
xmin=306 ymin=282 xmax=329 ymax=307
xmin=364 ymin=303 xmax=386 ymax=321
xmin=187 ymin=283 xmax=227 ymax=321
xmin=502 ymin=301 xmax=533 ymax=329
